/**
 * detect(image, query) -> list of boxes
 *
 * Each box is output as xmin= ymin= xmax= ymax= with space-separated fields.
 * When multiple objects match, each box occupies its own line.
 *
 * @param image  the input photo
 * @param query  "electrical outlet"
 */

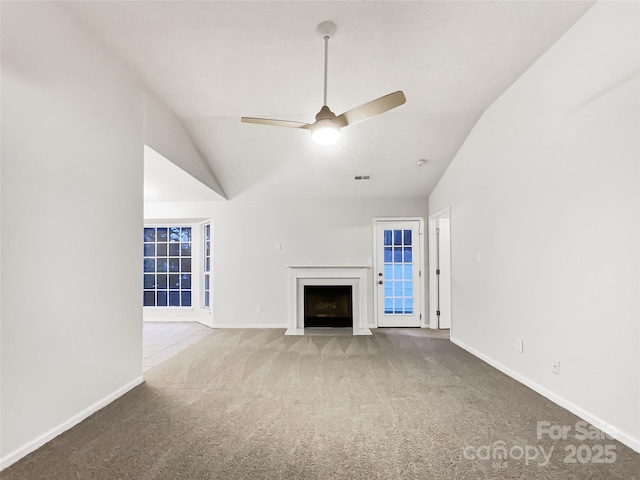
xmin=476 ymin=252 xmax=481 ymax=262
xmin=515 ymin=338 xmax=524 ymax=353
xmin=256 ymin=305 xmax=262 ymax=313
xmin=552 ymin=361 xmax=560 ymax=375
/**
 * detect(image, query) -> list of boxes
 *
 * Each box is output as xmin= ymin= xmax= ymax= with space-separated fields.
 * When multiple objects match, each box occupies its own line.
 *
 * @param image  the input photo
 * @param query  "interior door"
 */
xmin=375 ymin=221 xmax=422 ymax=327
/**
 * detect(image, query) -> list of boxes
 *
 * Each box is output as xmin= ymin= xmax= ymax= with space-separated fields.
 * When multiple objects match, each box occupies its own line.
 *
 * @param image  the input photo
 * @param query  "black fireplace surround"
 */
xmin=304 ymin=285 xmax=353 ymax=328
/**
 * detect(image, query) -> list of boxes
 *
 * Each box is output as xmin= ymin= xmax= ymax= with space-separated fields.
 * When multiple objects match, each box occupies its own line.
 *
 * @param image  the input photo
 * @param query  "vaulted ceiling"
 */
xmin=65 ymin=1 xmax=594 ymax=201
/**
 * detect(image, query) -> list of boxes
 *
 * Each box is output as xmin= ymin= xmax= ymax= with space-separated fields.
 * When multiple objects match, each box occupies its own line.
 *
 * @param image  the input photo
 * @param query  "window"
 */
xmin=143 ymin=226 xmax=192 ymax=307
xmin=383 ymin=229 xmax=413 ymax=314
xmin=203 ymin=224 xmax=211 ymax=308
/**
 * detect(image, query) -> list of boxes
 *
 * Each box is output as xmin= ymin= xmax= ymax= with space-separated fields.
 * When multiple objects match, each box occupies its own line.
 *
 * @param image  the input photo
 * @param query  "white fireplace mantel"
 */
xmin=286 ymin=266 xmax=372 ymax=336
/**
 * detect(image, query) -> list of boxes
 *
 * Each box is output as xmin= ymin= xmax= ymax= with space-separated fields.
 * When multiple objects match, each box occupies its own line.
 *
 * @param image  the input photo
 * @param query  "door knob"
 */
xmin=378 ymin=280 xmax=383 ymax=285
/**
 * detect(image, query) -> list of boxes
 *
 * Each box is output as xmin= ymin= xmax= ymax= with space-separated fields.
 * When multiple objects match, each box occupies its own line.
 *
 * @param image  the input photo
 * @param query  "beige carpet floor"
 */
xmin=3 ymin=328 xmax=639 ymax=479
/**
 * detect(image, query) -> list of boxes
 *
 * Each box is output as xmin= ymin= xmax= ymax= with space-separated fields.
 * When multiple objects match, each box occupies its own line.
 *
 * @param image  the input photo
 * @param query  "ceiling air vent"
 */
xmin=354 ymin=175 xmax=371 ymax=181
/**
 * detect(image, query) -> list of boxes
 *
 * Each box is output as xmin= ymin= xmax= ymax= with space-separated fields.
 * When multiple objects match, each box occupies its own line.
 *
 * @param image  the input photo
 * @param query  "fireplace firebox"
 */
xmin=304 ymin=285 xmax=353 ymax=328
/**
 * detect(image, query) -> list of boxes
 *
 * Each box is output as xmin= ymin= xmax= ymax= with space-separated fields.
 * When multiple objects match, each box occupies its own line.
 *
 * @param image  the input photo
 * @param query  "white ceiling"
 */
xmin=65 ymin=1 xmax=594 ymax=201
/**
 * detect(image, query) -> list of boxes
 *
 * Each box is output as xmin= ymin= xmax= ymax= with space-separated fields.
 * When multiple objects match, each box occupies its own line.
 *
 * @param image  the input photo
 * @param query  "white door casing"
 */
xmin=429 ymin=208 xmax=451 ymax=330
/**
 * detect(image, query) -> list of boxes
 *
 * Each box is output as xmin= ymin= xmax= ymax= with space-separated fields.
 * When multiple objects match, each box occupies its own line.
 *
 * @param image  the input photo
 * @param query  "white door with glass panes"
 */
xmin=376 ymin=221 xmax=422 ymax=327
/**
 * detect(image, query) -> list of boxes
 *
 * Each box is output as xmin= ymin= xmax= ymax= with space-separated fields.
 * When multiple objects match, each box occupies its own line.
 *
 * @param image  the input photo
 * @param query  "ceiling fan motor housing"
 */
xmin=312 ymin=105 xmax=342 ymax=146
xmin=315 ymin=105 xmax=337 ymax=121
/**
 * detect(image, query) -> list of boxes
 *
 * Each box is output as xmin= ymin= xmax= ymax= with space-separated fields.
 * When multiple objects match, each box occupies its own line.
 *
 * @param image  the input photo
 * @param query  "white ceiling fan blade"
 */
xmin=241 ymin=117 xmax=311 ymax=129
xmin=335 ymin=91 xmax=406 ymax=128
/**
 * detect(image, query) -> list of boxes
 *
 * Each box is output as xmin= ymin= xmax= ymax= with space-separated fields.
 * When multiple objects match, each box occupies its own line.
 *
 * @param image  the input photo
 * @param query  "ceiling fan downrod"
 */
xmin=317 ymin=21 xmax=336 ymax=107
xmin=322 ymin=32 xmax=330 ymax=106
xmin=312 ymin=22 xmax=341 ymax=145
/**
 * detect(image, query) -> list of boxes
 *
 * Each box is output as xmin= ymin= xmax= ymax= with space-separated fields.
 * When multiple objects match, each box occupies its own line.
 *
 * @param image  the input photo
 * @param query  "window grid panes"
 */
xmin=203 ymin=224 xmax=211 ymax=309
xmin=143 ymin=226 xmax=192 ymax=307
xmin=383 ymin=229 xmax=414 ymax=314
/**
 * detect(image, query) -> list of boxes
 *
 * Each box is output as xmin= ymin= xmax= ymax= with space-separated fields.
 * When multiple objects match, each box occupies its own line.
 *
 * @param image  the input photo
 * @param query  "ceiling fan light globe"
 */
xmin=311 ymin=120 xmax=341 ymax=146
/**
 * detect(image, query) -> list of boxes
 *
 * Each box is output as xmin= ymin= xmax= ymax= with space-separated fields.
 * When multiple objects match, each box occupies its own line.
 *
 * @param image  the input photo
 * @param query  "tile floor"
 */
xmin=143 ymin=322 xmax=214 ymax=372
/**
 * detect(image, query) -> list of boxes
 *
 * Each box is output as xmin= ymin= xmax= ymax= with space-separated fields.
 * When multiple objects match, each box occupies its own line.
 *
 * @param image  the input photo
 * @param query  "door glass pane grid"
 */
xmin=383 ymin=229 xmax=414 ymax=315
xmin=203 ymin=224 xmax=211 ymax=309
xmin=144 ymin=226 xmax=192 ymax=307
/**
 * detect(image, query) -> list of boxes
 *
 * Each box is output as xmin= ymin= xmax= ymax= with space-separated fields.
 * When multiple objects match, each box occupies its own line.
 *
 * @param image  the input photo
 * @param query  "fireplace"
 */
xmin=286 ymin=266 xmax=372 ymax=335
xmin=304 ymin=285 xmax=353 ymax=328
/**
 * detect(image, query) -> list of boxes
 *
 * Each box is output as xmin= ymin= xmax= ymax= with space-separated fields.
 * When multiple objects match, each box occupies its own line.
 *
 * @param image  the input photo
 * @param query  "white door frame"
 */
xmin=372 ymin=217 xmax=426 ymax=328
xmin=428 ymin=207 xmax=451 ymax=330
xmin=200 ymin=219 xmax=215 ymax=328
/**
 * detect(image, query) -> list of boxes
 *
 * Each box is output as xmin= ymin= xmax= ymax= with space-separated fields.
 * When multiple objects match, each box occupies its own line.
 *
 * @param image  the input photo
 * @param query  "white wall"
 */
xmin=429 ymin=2 xmax=639 ymax=451
xmin=145 ymin=198 xmax=427 ymax=328
xmin=1 ymin=2 xmax=146 ymax=468
xmin=144 ymin=94 xmax=227 ymax=200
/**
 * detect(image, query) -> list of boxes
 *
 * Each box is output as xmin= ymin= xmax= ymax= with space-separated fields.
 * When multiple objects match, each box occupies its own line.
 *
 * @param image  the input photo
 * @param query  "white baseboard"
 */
xmin=353 ymin=328 xmax=373 ymax=335
xmin=0 ymin=376 xmax=144 ymax=471
xmin=450 ymin=336 xmax=640 ymax=453
xmin=197 ymin=318 xmax=214 ymax=328
xmin=285 ymin=328 xmax=304 ymax=335
xmin=211 ymin=323 xmax=288 ymax=329
xmin=143 ymin=318 xmax=214 ymax=328
xmin=143 ymin=317 xmax=192 ymax=322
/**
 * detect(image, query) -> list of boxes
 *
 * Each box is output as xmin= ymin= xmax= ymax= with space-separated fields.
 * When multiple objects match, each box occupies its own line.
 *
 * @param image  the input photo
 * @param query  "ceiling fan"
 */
xmin=241 ymin=21 xmax=406 ymax=146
